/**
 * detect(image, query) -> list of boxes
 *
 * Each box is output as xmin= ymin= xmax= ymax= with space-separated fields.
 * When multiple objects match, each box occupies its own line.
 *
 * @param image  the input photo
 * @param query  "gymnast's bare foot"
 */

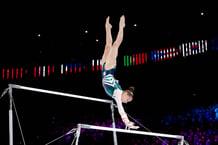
xmin=119 ymin=15 xmax=125 ymax=28
xmin=105 ymin=16 xmax=112 ymax=29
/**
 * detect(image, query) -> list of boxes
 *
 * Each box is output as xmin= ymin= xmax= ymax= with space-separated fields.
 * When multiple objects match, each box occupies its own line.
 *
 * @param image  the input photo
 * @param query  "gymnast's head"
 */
xmin=121 ymin=86 xmax=134 ymax=104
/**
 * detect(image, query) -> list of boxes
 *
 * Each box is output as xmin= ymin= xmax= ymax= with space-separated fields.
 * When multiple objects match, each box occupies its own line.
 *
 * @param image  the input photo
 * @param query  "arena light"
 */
xmin=124 ymin=53 xmax=147 ymax=66
xmin=180 ymin=40 xmax=208 ymax=57
xmin=92 ymin=59 xmax=94 ymax=71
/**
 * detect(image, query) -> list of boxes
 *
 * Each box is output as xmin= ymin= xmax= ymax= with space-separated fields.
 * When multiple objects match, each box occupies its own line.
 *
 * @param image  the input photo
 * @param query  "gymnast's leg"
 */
xmin=105 ymin=15 xmax=125 ymax=70
xmin=101 ymin=16 xmax=113 ymax=65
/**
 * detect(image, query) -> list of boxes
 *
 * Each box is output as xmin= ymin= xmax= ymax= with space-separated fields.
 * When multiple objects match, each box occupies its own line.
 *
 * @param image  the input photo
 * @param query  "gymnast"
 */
xmin=101 ymin=15 xmax=139 ymax=129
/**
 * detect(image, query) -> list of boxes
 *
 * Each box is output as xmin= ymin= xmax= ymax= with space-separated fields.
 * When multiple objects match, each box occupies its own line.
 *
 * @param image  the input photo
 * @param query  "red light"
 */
xmin=139 ymin=53 xmax=141 ymax=64
xmin=70 ymin=64 xmax=72 ymax=73
xmin=52 ymin=65 xmax=55 ymax=73
xmin=7 ymin=69 xmax=9 ymax=80
xmin=48 ymin=65 xmax=50 ymax=76
xmin=38 ymin=66 xmax=41 ymax=77
xmin=136 ymin=54 xmax=138 ymax=65
xmin=16 ymin=68 xmax=18 ymax=79
xmin=145 ymin=53 xmax=147 ymax=62
xmin=21 ymin=68 xmax=23 ymax=78
xmin=97 ymin=60 xmax=100 ymax=71
xmin=11 ymin=68 xmax=14 ymax=79
xmin=74 ymin=64 xmax=77 ymax=73
xmin=133 ymin=54 xmax=135 ymax=66
xmin=2 ymin=69 xmax=5 ymax=79
xmin=142 ymin=53 xmax=144 ymax=64
xmin=92 ymin=60 xmax=94 ymax=71
xmin=97 ymin=64 xmax=99 ymax=71
xmin=34 ymin=66 xmax=36 ymax=77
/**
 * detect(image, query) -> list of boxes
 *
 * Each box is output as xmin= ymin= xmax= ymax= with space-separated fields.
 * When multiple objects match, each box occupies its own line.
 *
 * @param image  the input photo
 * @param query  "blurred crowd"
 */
xmin=49 ymin=104 xmax=218 ymax=145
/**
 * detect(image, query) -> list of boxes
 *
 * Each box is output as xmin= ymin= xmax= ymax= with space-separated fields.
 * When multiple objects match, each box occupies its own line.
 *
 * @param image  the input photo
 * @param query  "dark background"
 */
xmin=0 ymin=1 xmax=218 ymax=145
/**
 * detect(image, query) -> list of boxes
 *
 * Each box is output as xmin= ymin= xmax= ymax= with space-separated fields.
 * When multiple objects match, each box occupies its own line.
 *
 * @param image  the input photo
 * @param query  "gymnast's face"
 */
xmin=121 ymin=91 xmax=133 ymax=104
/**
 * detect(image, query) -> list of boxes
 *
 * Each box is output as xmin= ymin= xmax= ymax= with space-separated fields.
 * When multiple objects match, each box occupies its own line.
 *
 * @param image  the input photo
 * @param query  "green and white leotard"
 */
xmin=102 ymin=63 xmax=122 ymax=98
xmin=102 ymin=63 xmax=126 ymax=114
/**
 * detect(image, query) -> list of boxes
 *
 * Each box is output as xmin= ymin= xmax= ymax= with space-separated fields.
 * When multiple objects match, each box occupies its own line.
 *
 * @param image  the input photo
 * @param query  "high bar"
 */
xmin=78 ymin=123 xmax=184 ymax=140
xmin=9 ymin=84 xmax=113 ymax=104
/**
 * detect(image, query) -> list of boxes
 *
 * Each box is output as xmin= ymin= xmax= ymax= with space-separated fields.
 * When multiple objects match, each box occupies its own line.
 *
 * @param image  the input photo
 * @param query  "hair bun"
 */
xmin=129 ymin=86 xmax=134 ymax=92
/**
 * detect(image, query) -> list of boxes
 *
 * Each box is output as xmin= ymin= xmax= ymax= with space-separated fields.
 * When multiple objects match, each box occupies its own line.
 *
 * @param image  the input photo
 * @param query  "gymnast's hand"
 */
xmin=120 ymin=112 xmax=139 ymax=129
xmin=124 ymin=120 xmax=139 ymax=130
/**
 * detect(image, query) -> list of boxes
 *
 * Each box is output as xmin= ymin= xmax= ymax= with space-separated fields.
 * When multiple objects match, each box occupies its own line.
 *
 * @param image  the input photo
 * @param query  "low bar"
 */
xmin=78 ymin=123 xmax=184 ymax=139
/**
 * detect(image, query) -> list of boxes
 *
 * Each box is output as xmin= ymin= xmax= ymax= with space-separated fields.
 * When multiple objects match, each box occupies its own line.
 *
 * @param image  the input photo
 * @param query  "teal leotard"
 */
xmin=102 ymin=63 xmax=122 ymax=98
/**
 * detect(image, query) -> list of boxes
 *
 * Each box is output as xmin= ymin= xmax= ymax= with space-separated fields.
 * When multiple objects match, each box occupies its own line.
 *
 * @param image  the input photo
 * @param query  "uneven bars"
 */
xmin=9 ymin=84 xmax=112 ymax=104
xmin=8 ymin=84 xmax=119 ymax=145
xmin=77 ymin=123 xmax=184 ymax=140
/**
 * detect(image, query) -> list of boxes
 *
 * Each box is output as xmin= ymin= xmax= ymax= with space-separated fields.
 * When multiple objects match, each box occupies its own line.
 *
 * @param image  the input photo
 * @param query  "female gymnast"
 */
xmin=101 ymin=15 xmax=139 ymax=129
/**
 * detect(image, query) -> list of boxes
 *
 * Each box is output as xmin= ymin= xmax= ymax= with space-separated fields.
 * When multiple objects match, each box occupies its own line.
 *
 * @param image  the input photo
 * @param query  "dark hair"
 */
xmin=128 ymin=86 xmax=134 ymax=93
xmin=127 ymin=86 xmax=134 ymax=96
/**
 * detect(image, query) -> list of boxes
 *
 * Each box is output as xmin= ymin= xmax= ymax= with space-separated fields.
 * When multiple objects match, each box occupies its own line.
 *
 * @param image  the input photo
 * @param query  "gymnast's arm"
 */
xmin=114 ymin=90 xmax=139 ymax=129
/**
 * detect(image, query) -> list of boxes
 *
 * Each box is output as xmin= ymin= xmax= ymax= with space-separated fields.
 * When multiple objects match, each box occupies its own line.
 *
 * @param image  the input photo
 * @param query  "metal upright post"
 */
xmin=8 ymin=84 xmax=13 ymax=145
xmin=111 ymin=102 xmax=118 ymax=145
xmin=75 ymin=124 xmax=81 ymax=145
